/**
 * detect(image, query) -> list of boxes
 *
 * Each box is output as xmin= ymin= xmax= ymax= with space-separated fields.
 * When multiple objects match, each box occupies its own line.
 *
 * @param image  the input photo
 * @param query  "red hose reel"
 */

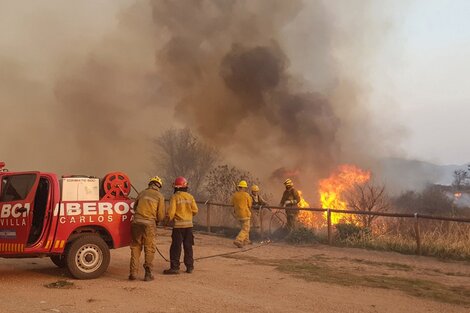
xmin=102 ymin=172 xmax=131 ymax=200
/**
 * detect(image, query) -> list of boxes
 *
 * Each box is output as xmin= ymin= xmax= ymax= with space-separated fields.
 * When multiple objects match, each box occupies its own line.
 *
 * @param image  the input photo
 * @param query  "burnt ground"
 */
xmin=0 ymin=229 xmax=469 ymax=313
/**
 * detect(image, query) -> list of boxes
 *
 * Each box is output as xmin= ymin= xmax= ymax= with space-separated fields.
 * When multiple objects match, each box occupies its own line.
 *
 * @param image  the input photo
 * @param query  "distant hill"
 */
xmin=376 ymin=157 xmax=469 ymax=194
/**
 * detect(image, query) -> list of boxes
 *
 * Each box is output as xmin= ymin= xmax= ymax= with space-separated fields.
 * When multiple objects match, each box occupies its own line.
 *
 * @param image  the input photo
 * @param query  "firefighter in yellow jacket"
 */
xmin=129 ymin=176 xmax=165 ymax=281
xmin=232 ymin=180 xmax=253 ymax=248
xmin=163 ymin=177 xmax=199 ymax=275
xmin=280 ymin=178 xmax=301 ymax=232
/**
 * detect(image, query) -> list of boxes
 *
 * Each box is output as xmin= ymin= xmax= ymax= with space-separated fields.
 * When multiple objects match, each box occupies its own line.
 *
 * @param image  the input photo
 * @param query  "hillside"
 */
xmin=378 ymin=157 xmax=469 ymax=194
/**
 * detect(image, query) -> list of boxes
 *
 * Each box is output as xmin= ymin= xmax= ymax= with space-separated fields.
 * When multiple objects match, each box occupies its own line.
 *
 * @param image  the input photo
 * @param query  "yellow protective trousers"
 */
xmin=235 ymin=219 xmax=251 ymax=243
xmin=286 ymin=210 xmax=298 ymax=231
xmin=129 ymin=222 xmax=156 ymax=276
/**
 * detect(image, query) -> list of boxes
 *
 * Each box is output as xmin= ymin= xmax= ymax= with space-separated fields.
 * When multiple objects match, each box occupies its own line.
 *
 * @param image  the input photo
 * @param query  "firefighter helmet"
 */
xmin=238 ymin=180 xmax=248 ymax=188
xmin=149 ymin=176 xmax=163 ymax=188
xmin=251 ymin=185 xmax=260 ymax=192
xmin=174 ymin=176 xmax=188 ymax=188
xmin=284 ymin=178 xmax=293 ymax=187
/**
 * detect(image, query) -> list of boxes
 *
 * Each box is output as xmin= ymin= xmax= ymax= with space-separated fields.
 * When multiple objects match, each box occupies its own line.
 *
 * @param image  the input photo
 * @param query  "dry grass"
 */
xmin=332 ymin=221 xmax=470 ymax=261
xmin=226 ymin=255 xmax=470 ymax=307
xmin=345 ymin=258 xmax=414 ymax=271
xmin=278 ymin=261 xmax=470 ymax=307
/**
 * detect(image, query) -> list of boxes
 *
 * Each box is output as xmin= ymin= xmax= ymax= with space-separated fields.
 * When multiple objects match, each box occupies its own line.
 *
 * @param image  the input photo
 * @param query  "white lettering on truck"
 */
xmin=0 ymin=203 xmax=30 ymax=218
xmin=54 ymin=202 xmax=134 ymax=224
xmin=0 ymin=203 xmax=30 ymax=227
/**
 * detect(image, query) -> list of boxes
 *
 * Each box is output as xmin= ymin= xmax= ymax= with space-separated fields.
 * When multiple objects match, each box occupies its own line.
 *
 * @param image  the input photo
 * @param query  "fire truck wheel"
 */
xmin=65 ymin=235 xmax=110 ymax=279
xmin=50 ymin=255 xmax=66 ymax=268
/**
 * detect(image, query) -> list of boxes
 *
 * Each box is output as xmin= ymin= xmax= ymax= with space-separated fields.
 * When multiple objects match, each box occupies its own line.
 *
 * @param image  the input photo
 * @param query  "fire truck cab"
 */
xmin=0 ymin=163 xmax=134 ymax=279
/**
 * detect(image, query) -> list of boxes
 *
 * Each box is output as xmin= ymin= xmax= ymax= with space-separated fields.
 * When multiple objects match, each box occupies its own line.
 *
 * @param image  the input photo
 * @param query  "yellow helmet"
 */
xmin=284 ymin=178 xmax=293 ymax=187
xmin=238 ymin=180 xmax=248 ymax=188
xmin=149 ymin=176 xmax=163 ymax=188
xmin=251 ymin=185 xmax=260 ymax=192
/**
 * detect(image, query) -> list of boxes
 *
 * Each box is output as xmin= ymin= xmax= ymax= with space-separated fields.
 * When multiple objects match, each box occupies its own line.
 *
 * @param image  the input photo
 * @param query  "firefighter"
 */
xmin=129 ymin=176 xmax=165 ymax=281
xmin=251 ymin=185 xmax=267 ymax=210
xmin=280 ymin=178 xmax=301 ymax=232
xmin=163 ymin=177 xmax=199 ymax=275
xmin=232 ymin=180 xmax=253 ymax=248
xmin=251 ymin=185 xmax=267 ymax=234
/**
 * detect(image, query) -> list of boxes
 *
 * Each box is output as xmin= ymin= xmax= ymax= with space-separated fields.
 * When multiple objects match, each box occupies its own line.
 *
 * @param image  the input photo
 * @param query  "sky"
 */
xmin=374 ymin=0 xmax=470 ymax=165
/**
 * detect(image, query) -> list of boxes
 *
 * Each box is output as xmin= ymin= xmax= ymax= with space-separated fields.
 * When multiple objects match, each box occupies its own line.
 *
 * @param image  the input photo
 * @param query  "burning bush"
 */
xmin=297 ymin=164 xmax=390 ymax=230
xmin=319 ymin=164 xmax=371 ymax=224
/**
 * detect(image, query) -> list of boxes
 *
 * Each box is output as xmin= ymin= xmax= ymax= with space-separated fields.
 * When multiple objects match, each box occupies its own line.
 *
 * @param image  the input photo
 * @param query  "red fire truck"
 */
xmin=0 ymin=162 xmax=134 ymax=279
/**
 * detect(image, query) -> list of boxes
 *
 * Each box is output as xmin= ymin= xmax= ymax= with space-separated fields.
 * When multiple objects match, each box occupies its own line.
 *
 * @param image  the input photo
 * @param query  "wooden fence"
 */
xmin=194 ymin=201 xmax=470 ymax=255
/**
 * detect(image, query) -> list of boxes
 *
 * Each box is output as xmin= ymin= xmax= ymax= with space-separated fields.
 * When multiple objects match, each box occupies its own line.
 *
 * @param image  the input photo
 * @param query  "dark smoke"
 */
xmin=151 ymin=0 xmax=343 ymax=188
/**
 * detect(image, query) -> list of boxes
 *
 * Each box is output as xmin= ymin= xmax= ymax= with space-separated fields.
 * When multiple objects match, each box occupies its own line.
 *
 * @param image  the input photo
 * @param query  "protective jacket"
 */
xmin=280 ymin=188 xmax=301 ymax=207
xmin=251 ymin=194 xmax=267 ymax=210
xmin=232 ymin=190 xmax=253 ymax=221
xmin=134 ymin=188 xmax=165 ymax=224
xmin=167 ymin=191 xmax=198 ymax=228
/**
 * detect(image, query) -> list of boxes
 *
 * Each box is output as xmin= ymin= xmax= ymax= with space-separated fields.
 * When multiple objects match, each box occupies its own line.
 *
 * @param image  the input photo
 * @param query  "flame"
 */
xmin=320 ymin=164 xmax=371 ymax=224
xmin=297 ymin=191 xmax=315 ymax=227
xmin=293 ymin=164 xmax=372 ymax=229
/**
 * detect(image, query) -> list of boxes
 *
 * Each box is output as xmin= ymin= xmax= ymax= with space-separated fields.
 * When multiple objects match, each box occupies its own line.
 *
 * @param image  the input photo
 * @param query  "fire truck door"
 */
xmin=0 ymin=173 xmax=39 ymax=251
xmin=27 ymin=176 xmax=51 ymax=245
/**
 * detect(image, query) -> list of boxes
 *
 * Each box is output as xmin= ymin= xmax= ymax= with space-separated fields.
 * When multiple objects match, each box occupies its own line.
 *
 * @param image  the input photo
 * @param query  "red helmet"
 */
xmin=174 ymin=176 xmax=188 ymax=188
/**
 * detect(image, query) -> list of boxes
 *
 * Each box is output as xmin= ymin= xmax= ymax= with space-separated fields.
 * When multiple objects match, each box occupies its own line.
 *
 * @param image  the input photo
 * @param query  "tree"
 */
xmin=345 ymin=183 xmax=390 ymax=228
xmin=154 ymin=128 xmax=218 ymax=198
xmin=204 ymin=165 xmax=259 ymax=203
xmin=419 ymin=185 xmax=455 ymax=215
xmin=393 ymin=190 xmax=420 ymax=213
xmin=452 ymin=170 xmax=469 ymax=190
xmin=201 ymin=164 xmax=261 ymax=227
xmin=392 ymin=185 xmax=456 ymax=216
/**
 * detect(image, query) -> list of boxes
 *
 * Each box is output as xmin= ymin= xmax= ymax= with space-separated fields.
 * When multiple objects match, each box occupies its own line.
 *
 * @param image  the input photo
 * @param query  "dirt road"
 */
xmin=1 ymin=230 xmax=469 ymax=313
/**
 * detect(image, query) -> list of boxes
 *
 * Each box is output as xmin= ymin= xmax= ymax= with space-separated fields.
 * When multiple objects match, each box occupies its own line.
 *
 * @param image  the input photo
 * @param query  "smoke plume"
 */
xmin=0 ymin=0 xmax=404 ymax=191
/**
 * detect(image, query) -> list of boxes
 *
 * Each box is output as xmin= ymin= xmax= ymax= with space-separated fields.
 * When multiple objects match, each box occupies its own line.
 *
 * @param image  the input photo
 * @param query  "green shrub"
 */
xmin=286 ymin=227 xmax=318 ymax=244
xmin=336 ymin=223 xmax=370 ymax=241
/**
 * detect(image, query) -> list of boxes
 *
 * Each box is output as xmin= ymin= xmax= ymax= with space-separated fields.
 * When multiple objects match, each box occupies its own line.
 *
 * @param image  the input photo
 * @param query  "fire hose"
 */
xmin=154 ymin=232 xmax=273 ymax=263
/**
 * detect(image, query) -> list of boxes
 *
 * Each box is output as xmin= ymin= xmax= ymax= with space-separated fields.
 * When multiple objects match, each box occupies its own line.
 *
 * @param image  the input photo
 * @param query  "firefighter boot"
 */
xmin=163 ymin=268 xmax=180 ymax=275
xmin=144 ymin=267 xmax=154 ymax=281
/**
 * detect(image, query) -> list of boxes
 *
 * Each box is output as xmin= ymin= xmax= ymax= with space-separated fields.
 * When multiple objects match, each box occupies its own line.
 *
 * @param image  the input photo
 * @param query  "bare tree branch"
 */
xmin=154 ymin=128 xmax=219 ymax=198
xmin=452 ymin=169 xmax=469 ymax=191
xmin=345 ymin=182 xmax=390 ymax=228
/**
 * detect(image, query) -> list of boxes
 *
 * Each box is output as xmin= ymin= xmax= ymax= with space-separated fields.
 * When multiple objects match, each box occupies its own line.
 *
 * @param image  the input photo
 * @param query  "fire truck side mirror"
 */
xmin=0 ymin=162 xmax=8 ymax=172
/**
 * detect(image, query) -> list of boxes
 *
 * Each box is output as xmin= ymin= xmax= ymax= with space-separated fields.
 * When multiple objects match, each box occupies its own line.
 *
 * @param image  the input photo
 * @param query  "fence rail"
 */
xmin=193 ymin=200 xmax=470 ymax=255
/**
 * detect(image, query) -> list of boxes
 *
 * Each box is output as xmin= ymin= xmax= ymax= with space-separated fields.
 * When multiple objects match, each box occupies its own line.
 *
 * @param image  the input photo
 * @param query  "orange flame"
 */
xmin=320 ymin=164 xmax=371 ymax=224
xmin=297 ymin=191 xmax=315 ymax=228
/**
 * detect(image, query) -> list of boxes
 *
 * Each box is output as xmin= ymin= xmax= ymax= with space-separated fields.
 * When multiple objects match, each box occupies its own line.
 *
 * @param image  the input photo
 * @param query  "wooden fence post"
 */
xmin=327 ymin=209 xmax=333 ymax=245
xmin=414 ymin=213 xmax=421 ymax=255
xmin=206 ymin=203 xmax=211 ymax=233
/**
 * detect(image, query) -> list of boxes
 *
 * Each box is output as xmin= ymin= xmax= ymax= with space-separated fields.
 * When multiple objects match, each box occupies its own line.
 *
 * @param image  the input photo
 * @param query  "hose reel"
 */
xmin=102 ymin=172 xmax=131 ymax=200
